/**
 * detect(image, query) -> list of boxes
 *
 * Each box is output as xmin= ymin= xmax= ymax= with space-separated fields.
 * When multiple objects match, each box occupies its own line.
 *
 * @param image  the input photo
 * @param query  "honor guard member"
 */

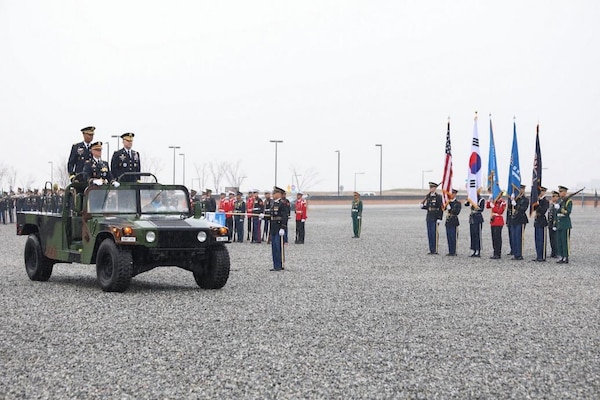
xmin=269 ymin=186 xmax=289 ymax=271
xmin=204 ymin=189 xmax=217 ymax=212
xmin=294 ymin=192 xmax=308 ymax=244
xmin=351 ymin=191 xmax=363 ymax=238
xmin=68 ymin=126 xmax=96 ymax=181
xmin=83 ymin=142 xmax=119 ymax=187
xmin=281 ymin=191 xmax=291 ymax=243
xmin=251 ymin=190 xmax=264 ymax=243
xmin=547 ymin=190 xmax=559 ymax=258
xmin=444 ymin=189 xmax=461 ymax=256
xmin=487 ymin=192 xmax=507 ymax=259
xmin=262 ymin=191 xmax=273 ymax=243
xmin=246 ymin=191 xmax=254 ymax=241
xmin=420 ymin=182 xmax=443 ymax=254
xmin=466 ymin=193 xmax=485 ymax=257
xmin=224 ymin=192 xmax=235 ymax=241
xmin=532 ymin=186 xmax=549 ymax=261
xmin=555 ymin=186 xmax=572 ymax=264
xmin=111 ymin=132 xmax=140 ymax=182
xmin=509 ymin=184 xmax=529 ymax=260
xmin=233 ymin=191 xmax=246 ymax=242
xmin=218 ymin=192 xmax=228 ymax=212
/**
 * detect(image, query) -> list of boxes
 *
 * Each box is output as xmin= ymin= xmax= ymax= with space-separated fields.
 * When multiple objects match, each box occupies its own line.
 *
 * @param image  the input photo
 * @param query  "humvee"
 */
xmin=16 ymin=174 xmax=230 ymax=292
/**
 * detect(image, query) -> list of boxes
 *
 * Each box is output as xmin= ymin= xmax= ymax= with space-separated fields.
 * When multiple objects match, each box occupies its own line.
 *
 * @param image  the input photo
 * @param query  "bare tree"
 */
xmin=193 ymin=162 xmax=209 ymax=191
xmin=140 ymin=154 xmax=165 ymax=183
xmin=289 ymin=165 xmax=321 ymax=193
xmin=209 ymin=161 xmax=228 ymax=193
xmin=54 ymin=157 xmax=71 ymax=189
xmin=224 ymin=160 xmax=247 ymax=189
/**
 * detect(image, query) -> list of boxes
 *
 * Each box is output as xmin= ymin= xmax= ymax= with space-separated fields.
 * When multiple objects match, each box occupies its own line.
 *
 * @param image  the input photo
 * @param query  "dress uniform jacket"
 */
xmin=111 ymin=148 xmax=140 ymax=182
xmin=68 ymin=142 xmax=93 ymax=178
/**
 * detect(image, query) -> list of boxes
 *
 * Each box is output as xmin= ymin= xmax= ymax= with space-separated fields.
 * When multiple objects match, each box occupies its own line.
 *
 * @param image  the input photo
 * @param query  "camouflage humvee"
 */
xmin=16 ymin=174 xmax=230 ymax=292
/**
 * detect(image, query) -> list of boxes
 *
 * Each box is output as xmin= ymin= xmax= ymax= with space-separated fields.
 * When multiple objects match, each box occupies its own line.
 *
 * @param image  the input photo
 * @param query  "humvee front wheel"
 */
xmin=24 ymin=234 xmax=54 ymax=281
xmin=193 ymin=245 xmax=230 ymax=289
xmin=96 ymin=239 xmax=133 ymax=292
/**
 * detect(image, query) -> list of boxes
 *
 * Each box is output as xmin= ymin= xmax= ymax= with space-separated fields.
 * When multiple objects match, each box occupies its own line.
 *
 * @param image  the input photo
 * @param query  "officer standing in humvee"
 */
xmin=67 ymin=126 xmax=96 ymax=181
xmin=111 ymin=132 xmax=141 ymax=182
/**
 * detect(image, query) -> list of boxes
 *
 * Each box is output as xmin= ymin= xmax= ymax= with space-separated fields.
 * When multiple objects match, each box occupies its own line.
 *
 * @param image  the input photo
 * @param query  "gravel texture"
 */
xmin=1 ymin=205 xmax=599 ymax=399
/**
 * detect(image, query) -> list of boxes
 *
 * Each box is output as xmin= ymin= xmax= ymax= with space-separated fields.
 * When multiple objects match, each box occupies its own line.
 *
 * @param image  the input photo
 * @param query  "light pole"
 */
xmin=354 ymin=172 xmax=365 ymax=193
xmin=270 ymin=140 xmax=283 ymax=186
xmin=48 ymin=161 xmax=53 ymax=184
xmin=105 ymin=141 xmax=110 ymax=163
xmin=111 ymin=135 xmax=120 ymax=151
xmin=168 ymin=146 xmax=181 ymax=184
xmin=335 ymin=150 xmax=340 ymax=196
xmin=375 ymin=144 xmax=382 ymax=196
xmin=179 ymin=153 xmax=186 ymax=187
xmin=421 ymin=169 xmax=433 ymax=190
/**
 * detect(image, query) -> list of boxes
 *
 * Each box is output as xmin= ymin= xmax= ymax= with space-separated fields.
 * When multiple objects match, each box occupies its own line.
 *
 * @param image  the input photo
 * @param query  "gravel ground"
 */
xmin=1 ymin=205 xmax=599 ymax=399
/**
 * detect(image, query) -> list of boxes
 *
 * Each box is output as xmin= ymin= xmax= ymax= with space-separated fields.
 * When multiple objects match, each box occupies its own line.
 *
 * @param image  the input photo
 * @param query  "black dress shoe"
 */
xmin=490 ymin=255 xmax=500 ymax=259
xmin=557 ymin=259 xmax=564 ymax=264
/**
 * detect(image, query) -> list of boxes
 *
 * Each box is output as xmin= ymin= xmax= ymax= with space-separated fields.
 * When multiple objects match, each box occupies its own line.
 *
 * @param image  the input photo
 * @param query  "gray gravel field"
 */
xmin=1 ymin=205 xmax=599 ymax=399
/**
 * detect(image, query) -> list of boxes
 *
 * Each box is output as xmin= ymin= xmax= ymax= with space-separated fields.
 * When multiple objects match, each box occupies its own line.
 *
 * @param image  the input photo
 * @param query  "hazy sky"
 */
xmin=1 ymin=1 xmax=599 ymax=193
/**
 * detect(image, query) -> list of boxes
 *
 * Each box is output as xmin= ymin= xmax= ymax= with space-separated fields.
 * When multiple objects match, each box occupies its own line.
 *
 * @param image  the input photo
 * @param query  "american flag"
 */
xmin=441 ymin=118 xmax=452 ymax=206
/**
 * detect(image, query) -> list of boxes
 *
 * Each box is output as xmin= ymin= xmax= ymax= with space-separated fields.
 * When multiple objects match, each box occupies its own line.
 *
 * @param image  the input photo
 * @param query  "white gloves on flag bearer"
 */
xmin=511 ymin=200 xmax=517 ymax=206
xmin=554 ymin=203 xmax=560 ymax=210
xmin=446 ymin=204 xmax=451 ymax=210
xmin=278 ymin=229 xmax=285 ymax=236
xmin=92 ymin=179 xmax=103 ymax=186
xmin=436 ymin=219 xmax=442 ymax=225
xmin=488 ymin=194 xmax=493 ymax=202
xmin=259 ymin=213 xmax=264 ymax=219
xmin=112 ymin=181 xmax=120 ymax=188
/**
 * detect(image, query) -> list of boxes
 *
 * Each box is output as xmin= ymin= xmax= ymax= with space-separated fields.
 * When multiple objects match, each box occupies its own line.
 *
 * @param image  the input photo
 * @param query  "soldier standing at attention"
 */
xmin=204 ymin=189 xmax=217 ymax=213
xmin=466 ymin=193 xmax=485 ymax=257
xmin=246 ymin=191 xmax=254 ymax=241
xmin=233 ymin=191 xmax=246 ymax=242
xmin=225 ymin=192 xmax=235 ymax=241
xmin=251 ymin=190 xmax=264 ymax=243
xmin=351 ymin=191 xmax=363 ymax=238
xmin=111 ymin=132 xmax=140 ymax=182
xmin=262 ymin=191 xmax=273 ymax=243
xmin=269 ymin=186 xmax=289 ymax=271
xmin=555 ymin=186 xmax=572 ymax=264
xmin=487 ymin=192 xmax=507 ymax=259
xmin=547 ymin=190 xmax=559 ymax=258
xmin=294 ymin=192 xmax=307 ymax=244
xmin=532 ymin=186 xmax=549 ymax=262
xmin=420 ymin=182 xmax=443 ymax=254
xmin=281 ymin=191 xmax=291 ymax=243
xmin=68 ymin=126 xmax=95 ymax=182
xmin=509 ymin=184 xmax=529 ymax=260
xmin=444 ymin=189 xmax=461 ymax=256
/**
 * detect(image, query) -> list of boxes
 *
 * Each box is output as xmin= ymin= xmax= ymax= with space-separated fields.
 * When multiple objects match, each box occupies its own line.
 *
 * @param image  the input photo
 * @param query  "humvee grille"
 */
xmin=157 ymin=231 xmax=202 ymax=248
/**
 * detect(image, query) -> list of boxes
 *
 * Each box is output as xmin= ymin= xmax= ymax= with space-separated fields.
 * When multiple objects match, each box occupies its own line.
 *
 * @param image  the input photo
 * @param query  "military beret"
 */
xmin=558 ymin=186 xmax=568 ymax=191
xmin=81 ymin=126 xmax=95 ymax=133
xmin=120 ymin=132 xmax=135 ymax=140
xmin=428 ymin=182 xmax=438 ymax=188
xmin=90 ymin=141 xmax=103 ymax=150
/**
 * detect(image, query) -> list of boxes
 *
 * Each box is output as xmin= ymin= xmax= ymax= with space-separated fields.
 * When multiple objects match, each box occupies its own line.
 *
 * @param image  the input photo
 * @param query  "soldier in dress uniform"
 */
xmin=444 ymin=189 xmax=461 ymax=256
xmin=487 ymin=192 xmax=507 ymax=259
xmin=532 ymin=186 xmax=549 ymax=262
xmin=351 ymin=191 xmax=363 ymax=238
xmin=509 ymin=184 xmax=529 ymax=260
xmin=262 ymin=191 xmax=273 ymax=243
xmin=246 ymin=191 xmax=254 ymax=241
xmin=547 ymin=190 xmax=559 ymax=258
xmin=269 ymin=186 xmax=289 ymax=271
xmin=82 ymin=142 xmax=119 ymax=187
xmin=111 ymin=132 xmax=141 ymax=182
xmin=555 ymin=185 xmax=572 ymax=264
xmin=204 ymin=189 xmax=217 ymax=212
xmin=466 ymin=193 xmax=485 ymax=257
xmin=251 ymin=190 xmax=264 ymax=243
xmin=420 ymin=182 xmax=443 ymax=254
xmin=294 ymin=192 xmax=308 ymax=244
xmin=233 ymin=191 xmax=246 ymax=242
xmin=281 ymin=191 xmax=291 ymax=243
xmin=68 ymin=126 xmax=96 ymax=181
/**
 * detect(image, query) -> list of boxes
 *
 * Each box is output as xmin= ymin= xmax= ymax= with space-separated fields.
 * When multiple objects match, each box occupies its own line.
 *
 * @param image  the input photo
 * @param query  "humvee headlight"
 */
xmin=197 ymin=231 xmax=207 ymax=242
xmin=122 ymin=226 xmax=134 ymax=236
xmin=146 ymin=231 xmax=156 ymax=243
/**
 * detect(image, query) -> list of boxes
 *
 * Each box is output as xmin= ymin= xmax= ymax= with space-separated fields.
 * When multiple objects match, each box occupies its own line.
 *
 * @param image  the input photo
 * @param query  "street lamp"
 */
xmin=375 ymin=144 xmax=382 ymax=196
xmin=111 ymin=135 xmax=120 ymax=152
xmin=105 ymin=141 xmax=110 ymax=163
xmin=179 ymin=153 xmax=186 ymax=187
xmin=421 ymin=169 xmax=433 ymax=190
xmin=354 ymin=172 xmax=365 ymax=193
xmin=335 ymin=150 xmax=340 ymax=196
xmin=270 ymin=140 xmax=283 ymax=186
xmin=48 ymin=161 xmax=53 ymax=184
xmin=168 ymin=146 xmax=181 ymax=184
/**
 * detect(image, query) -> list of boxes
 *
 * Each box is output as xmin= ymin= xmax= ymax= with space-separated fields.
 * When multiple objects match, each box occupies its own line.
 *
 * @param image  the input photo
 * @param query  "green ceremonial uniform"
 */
xmin=351 ymin=197 xmax=363 ymax=238
xmin=556 ymin=197 xmax=572 ymax=261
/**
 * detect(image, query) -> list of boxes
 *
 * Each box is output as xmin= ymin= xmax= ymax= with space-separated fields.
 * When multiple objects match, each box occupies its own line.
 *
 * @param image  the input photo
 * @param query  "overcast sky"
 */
xmin=1 ymin=1 xmax=599 ymax=194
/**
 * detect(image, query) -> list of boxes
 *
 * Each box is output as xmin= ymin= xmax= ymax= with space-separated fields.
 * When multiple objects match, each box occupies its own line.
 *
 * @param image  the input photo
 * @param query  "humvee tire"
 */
xmin=96 ymin=239 xmax=133 ymax=292
xmin=193 ymin=245 xmax=230 ymax=289
xmin=24 ymin=234 xmax=54 ymax=281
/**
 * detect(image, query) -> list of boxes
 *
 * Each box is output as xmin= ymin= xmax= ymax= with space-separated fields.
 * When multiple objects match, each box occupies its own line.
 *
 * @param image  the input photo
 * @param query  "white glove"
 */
xmin=552 ymin=227 xmax=557 ymax=231
xmin=554 ymin=203 xmax=560 ymax=209
xmin=488 ymin=194 xmax=493 ymax=201
xmin=511 ymin=200 xmax=517 ymax=206
xmin=446 ymin=204 xmax=451 ymax=210
xmin=112 ymin=181 xmax=120 ymax=188
xmin=436 ymin=219 xmax=442 ymax=225
xmin=357 ymin=216 xmax=361 ymax=219
xmin=301 ymin=219 xmax=305 ymax=223
xmin=259 ymin=213 xmax=264 ymax=219
xmin=92 ymin=179 xmax=103 ymax=186
xmin=511 ymin=193 xmax=515 ymax=200
xmin=278 ymin=228 xmax=285 ymax=236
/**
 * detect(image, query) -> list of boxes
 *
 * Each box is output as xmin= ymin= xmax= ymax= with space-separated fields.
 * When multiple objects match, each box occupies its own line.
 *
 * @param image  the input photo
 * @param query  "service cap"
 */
xmin=428 ymin=182 xmax=438 ymax=188
xmin=539 ymin=186 xmax=547 ymax=192
xmin=558 ymin=185 xmax=568 ymax=191
xmin=273 ymin=186 xmax=285 ymax=194
xmin=120 ymin=132 xmax=135 ymax=140
xmin=451 ymin=189 xmax=458 ymax=194
xmin=90 ymin=141 xmax=103 ymax=150
xmin=81 ymin=126 xmax=95 ymax=133
xmin=520 ymin=184 xmax=527 ymax=189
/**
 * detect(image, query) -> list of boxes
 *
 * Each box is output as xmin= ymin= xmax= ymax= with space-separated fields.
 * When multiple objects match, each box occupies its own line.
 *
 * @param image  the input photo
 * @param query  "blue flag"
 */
xmin=487 ymin=116 xmax=502 ymax=201
xmin=507 ymin=119 xmax=521 ymax=198
xmin=529 ymin=124 xmax=542 ymax=215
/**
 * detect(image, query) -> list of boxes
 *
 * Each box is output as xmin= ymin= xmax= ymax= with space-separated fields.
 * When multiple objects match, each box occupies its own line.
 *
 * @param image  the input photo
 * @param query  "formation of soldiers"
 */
xmin=1 ymin=186 xmax=65 ymax=223
xmin=422 ymin=182 xmax=575 ymax=264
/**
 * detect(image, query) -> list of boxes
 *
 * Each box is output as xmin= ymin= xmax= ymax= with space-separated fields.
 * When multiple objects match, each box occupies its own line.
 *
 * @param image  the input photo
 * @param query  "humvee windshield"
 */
xmin=86 ymin=188 xmax=190 ymax=214
xmin=88 ymin=189 xmax=136 ymax=213
xmin=140 ymin=189 xmax=189 ymax=214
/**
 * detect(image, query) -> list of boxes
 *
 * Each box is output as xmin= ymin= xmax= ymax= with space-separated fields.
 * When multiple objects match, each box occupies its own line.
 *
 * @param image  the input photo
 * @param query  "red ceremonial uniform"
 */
xmin=295 ymin=198 xmax=307 ymax=221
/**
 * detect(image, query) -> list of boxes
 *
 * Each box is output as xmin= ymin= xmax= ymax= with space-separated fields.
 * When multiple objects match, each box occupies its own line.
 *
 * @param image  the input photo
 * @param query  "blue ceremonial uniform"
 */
xmin=421 ymin=186 xmax=443 ymax=254
xmin=509 ymin=192 xmax=529 ymax=260
xmin=111 ymin=148 xmax=141 ymax=182
xmin=445 ymin=196 xmax=461 ymax=256
xmin=270 ymin=194 xmax=289 ymax=270
xmin=533 ymin=195 xmax=549 ymax=261
xmin=83 ymin=158 xmax=115 ymax=184
xmin=68 ymin=142 xmax=93 ymax=179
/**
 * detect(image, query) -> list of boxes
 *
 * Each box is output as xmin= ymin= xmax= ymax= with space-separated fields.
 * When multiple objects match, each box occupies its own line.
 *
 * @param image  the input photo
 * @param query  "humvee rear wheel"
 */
xmin=193 ymin=245 xmax=230 ymax=289
xmin=96 ymin=239 xmax=133 ymax=292
xmin=24 ymin=234 xmax=54 ymax=281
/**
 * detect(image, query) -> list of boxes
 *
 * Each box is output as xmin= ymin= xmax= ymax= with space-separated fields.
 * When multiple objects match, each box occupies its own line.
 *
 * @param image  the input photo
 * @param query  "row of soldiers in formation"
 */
xmin=190 ymin=188 xmax=308 ymax=246
xmin=421 ymin=182 xmax=573 ymax=264
xmin=0 ymin=187 xmax=66 ymax=224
